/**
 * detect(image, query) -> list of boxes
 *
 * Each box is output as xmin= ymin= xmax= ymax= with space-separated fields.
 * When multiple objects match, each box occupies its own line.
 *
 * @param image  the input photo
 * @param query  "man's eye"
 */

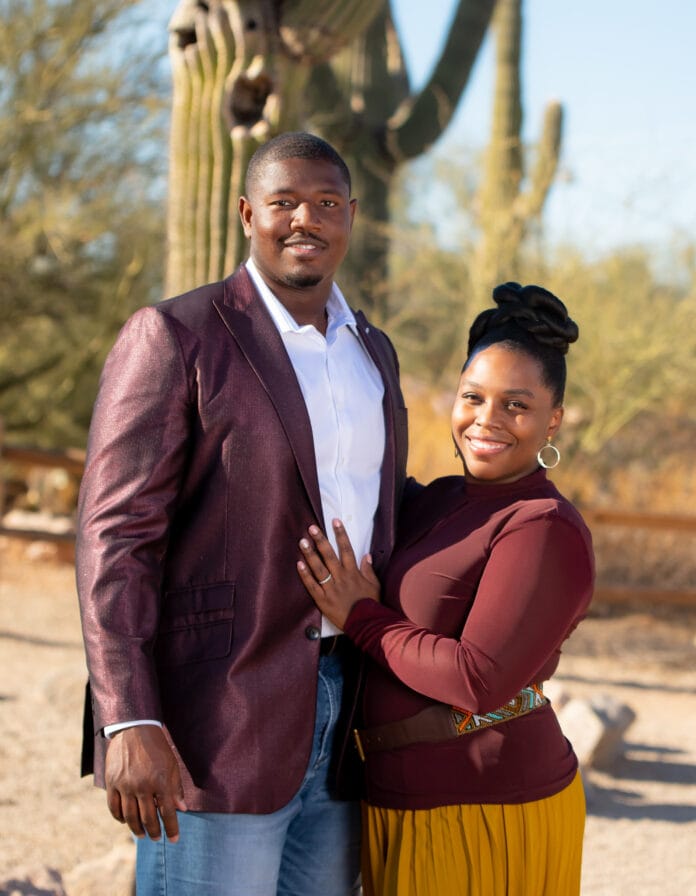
xmin=507 ymin=401 xmax=527 ymax=410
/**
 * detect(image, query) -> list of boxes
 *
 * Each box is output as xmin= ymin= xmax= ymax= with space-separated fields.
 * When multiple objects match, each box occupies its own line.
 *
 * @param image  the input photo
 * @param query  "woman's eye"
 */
xmin=507 ymin=401 xmax=527 ymax=410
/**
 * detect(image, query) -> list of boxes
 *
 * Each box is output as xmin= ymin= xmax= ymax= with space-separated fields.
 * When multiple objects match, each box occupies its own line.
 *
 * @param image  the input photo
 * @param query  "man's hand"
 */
xmin=105 ymin=725 xmax=188 ymax=842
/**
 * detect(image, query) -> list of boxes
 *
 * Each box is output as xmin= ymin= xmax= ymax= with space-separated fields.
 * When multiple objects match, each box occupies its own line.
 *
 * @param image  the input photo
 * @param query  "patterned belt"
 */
xmin=353 ymin=683 xmax=547 ymax=760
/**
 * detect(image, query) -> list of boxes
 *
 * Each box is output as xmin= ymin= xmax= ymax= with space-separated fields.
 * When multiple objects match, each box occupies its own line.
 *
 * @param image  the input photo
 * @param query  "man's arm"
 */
xmin=77 ymin=306 xmax=194 ymax=838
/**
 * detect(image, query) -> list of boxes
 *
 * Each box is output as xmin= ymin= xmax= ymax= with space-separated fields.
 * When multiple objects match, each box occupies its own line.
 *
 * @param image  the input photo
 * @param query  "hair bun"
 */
xmin=485 ymin=282 xmax=578 ymax=354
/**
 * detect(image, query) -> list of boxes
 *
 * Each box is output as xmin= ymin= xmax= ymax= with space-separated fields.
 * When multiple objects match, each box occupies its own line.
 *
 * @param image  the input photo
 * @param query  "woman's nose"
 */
xmin=475 ymin=402 xmax=497 ymax=427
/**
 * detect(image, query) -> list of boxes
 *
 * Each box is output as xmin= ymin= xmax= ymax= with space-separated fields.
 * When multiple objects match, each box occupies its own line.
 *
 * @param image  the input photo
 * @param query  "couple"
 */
xmin=77 ymin=132 xmax=594 ymax=896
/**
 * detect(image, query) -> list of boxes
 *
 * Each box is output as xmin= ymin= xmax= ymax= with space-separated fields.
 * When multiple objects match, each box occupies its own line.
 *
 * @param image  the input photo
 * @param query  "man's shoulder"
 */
xmin=155 ymin=266 xmax=253 ymax=324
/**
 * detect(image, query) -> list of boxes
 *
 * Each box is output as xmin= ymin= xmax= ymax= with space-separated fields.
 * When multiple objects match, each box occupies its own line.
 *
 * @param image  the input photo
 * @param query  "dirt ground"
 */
xmin=1 ymin=541 xmax=695 ymax=895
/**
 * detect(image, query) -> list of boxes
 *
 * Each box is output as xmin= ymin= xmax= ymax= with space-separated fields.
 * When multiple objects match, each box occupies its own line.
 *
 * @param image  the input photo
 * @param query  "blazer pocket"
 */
xmin=156 ymin=582 xmax=235 ymax=666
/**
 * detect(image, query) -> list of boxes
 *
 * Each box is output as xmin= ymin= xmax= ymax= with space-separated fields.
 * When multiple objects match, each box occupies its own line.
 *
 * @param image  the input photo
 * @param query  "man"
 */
xmin=76 ymin=132 xmax=408 ymax=895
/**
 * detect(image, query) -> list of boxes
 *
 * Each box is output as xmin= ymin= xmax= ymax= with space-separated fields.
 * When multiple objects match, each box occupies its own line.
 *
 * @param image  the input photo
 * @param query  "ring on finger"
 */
xmin=318 ymin=573 xmax=332 ymax=585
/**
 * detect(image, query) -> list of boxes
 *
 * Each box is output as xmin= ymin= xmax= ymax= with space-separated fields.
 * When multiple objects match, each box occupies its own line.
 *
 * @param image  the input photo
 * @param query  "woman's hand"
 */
xmin=298 ymin=519 xmax=380 ymax=630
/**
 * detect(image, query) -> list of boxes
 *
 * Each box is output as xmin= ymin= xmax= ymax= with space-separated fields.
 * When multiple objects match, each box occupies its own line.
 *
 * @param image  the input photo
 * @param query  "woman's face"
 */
xmin=451 ymin=344 xmax=563 ymax=484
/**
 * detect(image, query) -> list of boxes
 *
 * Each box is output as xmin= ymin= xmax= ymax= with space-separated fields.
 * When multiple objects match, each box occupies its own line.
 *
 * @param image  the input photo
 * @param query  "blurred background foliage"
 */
xmin=0 ymin=0 xmax=694 ymax=519
xmin=0 ymin=0 xmax=168 ymax=444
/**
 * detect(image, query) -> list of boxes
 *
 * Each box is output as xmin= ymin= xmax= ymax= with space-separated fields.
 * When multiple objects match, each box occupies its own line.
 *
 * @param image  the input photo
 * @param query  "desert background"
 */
xmin=1 ymin=529 xmax=695 ymax=895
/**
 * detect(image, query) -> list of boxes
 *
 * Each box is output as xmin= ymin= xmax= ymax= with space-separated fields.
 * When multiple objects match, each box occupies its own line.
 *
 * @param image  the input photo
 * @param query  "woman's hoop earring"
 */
xmin=537 ymin=440 xmax=561 ymax=469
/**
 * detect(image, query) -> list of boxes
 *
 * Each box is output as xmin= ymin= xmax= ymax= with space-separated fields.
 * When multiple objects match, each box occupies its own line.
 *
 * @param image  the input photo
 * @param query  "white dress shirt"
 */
xmin=246 ymin=259 xmax=385 ymax=634
xmin=104 ymin=260 xmax=386 ymax=736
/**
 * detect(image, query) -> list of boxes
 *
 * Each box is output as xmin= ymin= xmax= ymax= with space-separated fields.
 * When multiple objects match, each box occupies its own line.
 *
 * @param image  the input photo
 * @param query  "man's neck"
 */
xmin=247 ymin=259 xmax=335 ymax=334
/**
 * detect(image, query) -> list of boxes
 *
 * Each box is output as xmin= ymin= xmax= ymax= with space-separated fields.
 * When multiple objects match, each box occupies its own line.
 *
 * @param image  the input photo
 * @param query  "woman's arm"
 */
xmin=303 ymin=514 xmax=594 ymax=713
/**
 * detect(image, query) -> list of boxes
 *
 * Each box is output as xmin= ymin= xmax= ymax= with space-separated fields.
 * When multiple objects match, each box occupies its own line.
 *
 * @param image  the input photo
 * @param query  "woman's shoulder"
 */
xmin=504 ymin=482 xmax=593 ymax=547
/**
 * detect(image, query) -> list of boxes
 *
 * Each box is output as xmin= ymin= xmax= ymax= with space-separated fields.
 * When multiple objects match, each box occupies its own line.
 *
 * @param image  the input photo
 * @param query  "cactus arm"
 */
xmin=513 ymin=99 xmax=563 ymax=221
xmin=386 ymin=0 xmax=497 ymax=162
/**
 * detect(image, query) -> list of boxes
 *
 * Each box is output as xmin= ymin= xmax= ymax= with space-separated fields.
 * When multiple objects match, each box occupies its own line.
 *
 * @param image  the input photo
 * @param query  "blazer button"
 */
xmin=305 ymin=625 xmax=321 ymax=641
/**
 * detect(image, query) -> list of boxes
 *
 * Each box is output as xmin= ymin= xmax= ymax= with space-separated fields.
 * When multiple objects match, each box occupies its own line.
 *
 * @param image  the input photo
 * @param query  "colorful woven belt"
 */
xmin=354 ymin=683 xmax=548 ymax=760
xmin=451 ymin=683 xmax=547 ymax=734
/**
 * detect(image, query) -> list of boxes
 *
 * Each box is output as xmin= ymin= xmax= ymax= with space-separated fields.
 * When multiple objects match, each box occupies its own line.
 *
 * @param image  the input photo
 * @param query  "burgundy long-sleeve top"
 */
xmin=343 ymin=468 xmax=595 ymax=808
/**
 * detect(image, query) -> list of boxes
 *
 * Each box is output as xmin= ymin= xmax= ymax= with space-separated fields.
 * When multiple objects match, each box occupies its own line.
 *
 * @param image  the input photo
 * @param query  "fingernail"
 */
xmin=300 ymin=539 xmax=310 ymax=550
xmin=333 ymin=519 xmax=343 ymax=529
xmin=308 ymin=525 xmax=319 ymax=535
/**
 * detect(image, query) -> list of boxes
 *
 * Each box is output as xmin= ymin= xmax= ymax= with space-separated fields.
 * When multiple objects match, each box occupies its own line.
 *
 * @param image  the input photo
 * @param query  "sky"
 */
xmin=390 ymin=0 xmax=696 ymax=257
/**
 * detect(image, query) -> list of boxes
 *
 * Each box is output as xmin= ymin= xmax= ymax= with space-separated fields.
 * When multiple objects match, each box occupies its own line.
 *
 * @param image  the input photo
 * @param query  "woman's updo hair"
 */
xmin=464 ymin=282 xmax=579 ymax=406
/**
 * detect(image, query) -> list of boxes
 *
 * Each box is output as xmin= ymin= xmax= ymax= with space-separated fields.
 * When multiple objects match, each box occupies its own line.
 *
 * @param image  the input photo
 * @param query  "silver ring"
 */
xmin=318 ymin=573 xmax=332 ymax=585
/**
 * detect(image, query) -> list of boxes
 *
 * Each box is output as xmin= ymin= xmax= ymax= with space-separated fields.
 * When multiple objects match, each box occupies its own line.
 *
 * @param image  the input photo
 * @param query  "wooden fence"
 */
xmin=1 ymin=434 xmax=695 ymax=607
xmin=580 ymin=507 xmax=696 ymax=608
xmin=0 ymin=428 xmax=85 ymax=545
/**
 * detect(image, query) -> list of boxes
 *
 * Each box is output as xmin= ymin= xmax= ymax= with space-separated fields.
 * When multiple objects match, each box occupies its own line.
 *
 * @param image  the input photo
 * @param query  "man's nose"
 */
xmin=290 ymin=201 xmax=320 ymax=231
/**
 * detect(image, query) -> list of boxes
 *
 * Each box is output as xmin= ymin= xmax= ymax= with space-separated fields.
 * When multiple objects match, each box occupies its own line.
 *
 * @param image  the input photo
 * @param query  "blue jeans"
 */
xmin=135 ymin=653 xmax=361 ymax=895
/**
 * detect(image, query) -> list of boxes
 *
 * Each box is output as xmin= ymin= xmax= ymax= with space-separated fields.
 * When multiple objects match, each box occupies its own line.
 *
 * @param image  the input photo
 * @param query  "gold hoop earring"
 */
xmin=537 ymin=439 xmax=560 ymax=469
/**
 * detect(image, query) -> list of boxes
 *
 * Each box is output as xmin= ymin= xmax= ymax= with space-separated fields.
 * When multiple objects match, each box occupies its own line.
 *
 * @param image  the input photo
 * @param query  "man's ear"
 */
xmin=239 ymin=196 xmax=252 ymax=237
xmin=348 ymin=197 xmax=357 ymax=230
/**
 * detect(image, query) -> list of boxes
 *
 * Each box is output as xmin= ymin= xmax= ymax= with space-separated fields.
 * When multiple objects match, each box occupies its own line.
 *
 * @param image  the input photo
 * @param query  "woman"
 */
xmin=297 ymin=283 xmax=595 ymax=895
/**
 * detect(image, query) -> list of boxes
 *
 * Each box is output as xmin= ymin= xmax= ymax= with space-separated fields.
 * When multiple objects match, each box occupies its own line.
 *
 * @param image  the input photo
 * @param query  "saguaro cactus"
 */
xmin=165 ymin=0 xmax=496 ymax=308
xmin=165 ymin=0 xmax=382 ymax=296
xmin=472 ymin=0 xmax=563 ymax=307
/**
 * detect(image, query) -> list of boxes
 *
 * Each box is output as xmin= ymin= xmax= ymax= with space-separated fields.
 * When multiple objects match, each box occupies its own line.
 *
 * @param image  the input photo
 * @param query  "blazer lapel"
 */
xmin=213 ymin=267 xmax=325 ymax=525
xmin=354 ymin=310 xmax=406 ymax=572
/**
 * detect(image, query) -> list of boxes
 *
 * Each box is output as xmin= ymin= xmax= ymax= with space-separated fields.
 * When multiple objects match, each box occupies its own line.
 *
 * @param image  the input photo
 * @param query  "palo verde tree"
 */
xmin=0 ymin=0 xmax=169 ymax=444
xmin=164 ymin=0 xmax=497 ymax=314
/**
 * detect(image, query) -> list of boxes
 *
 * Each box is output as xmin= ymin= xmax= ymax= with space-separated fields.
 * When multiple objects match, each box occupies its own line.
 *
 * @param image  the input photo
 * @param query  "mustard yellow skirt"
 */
xmin=361 ymin=772 xmax=585 ymax=896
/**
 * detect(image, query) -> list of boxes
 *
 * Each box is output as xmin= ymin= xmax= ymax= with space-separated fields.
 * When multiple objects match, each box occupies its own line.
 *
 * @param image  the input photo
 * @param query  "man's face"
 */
xmin=239 ymin=157 xmax=356 ymax=306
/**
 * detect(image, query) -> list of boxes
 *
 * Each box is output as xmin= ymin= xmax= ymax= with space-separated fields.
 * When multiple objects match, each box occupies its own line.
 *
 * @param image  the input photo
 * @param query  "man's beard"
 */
xmin=282 ymin=272 xmax=323 ymax=289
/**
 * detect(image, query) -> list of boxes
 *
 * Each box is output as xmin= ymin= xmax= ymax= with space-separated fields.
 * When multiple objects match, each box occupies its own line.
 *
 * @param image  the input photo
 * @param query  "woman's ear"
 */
xmin=547 ymin=406 xmax=564 ymax=440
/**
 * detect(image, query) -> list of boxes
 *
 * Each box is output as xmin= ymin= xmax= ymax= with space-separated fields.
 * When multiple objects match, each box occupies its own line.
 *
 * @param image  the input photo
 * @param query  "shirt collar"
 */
xmin=245 ymin=258 xmax=356 ymax=337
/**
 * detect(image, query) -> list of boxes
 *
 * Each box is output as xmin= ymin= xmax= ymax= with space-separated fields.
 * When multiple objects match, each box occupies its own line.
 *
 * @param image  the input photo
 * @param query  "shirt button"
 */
xmin=305 ymin=625 xmax=321 ymax=641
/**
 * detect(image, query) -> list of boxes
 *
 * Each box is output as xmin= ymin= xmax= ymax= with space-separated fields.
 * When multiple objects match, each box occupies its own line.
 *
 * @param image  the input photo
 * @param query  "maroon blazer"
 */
xmin=76 ymin=266 xmax=408 ymax=813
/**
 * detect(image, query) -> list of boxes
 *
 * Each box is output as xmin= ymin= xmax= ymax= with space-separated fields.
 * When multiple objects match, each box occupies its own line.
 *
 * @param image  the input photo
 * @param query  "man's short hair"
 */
xmin=244 ymin=132 xmax=351 ymax=196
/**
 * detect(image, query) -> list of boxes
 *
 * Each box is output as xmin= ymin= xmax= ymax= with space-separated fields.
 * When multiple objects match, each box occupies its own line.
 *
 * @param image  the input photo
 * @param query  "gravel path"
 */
xmin=1 ymin=544 xmax=695 ymax=894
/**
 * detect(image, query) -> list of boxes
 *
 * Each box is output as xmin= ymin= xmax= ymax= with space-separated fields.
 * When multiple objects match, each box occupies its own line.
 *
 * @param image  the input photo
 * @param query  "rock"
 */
xmin=557 ymin=694 xmax=636 ymax=770
xmin=63 ymin=844 xmax=135 ymax=896
xmin=0 ymin=866 xmax=66 ymax=895
xmin=543 ymin=679 xmax=570 ymax=709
